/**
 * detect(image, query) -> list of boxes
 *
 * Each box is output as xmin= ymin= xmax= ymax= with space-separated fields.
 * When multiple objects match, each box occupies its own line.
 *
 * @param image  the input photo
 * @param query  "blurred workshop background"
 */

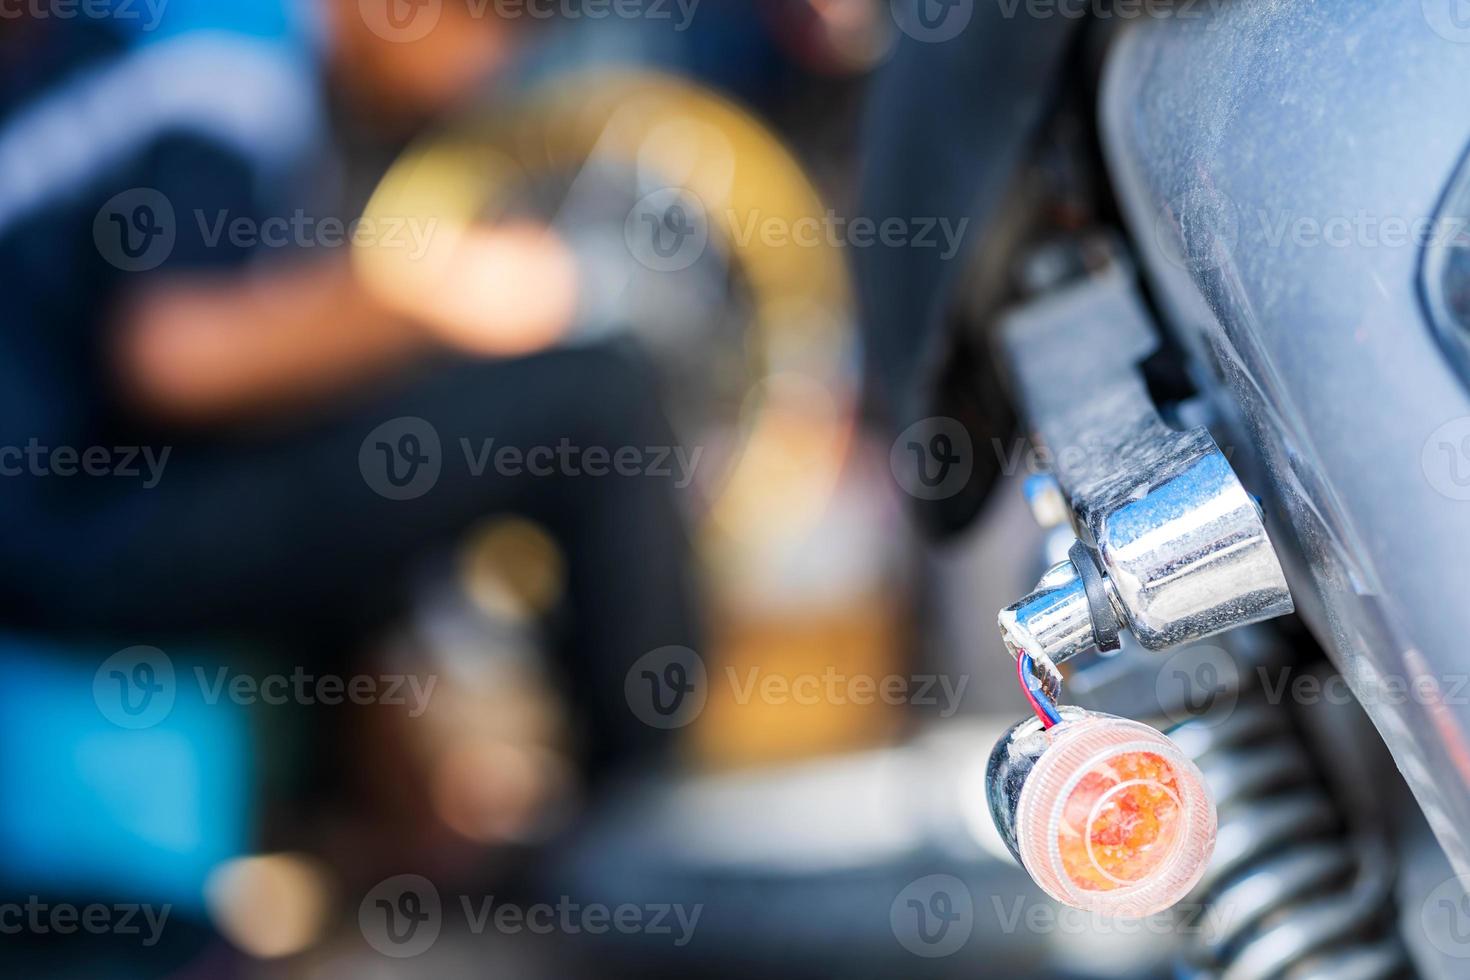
xmin=0 ymin=1 xmax=1123 ymax=978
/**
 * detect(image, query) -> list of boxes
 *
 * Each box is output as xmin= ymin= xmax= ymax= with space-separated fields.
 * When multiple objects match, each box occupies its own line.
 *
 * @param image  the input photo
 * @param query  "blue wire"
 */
xmin=1019 ymin=652 xmax=1063 ymax=726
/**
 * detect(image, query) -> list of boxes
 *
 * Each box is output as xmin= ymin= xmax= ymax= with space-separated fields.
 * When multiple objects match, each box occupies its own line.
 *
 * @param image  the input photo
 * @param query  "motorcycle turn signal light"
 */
xmin=986 ymin=709 xmax=1216 ymax=918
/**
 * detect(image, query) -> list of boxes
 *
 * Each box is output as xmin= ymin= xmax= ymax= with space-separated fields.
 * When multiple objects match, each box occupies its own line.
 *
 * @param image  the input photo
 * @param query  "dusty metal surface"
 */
xmin=1100 ymin=0 xmax=1470 ymax=894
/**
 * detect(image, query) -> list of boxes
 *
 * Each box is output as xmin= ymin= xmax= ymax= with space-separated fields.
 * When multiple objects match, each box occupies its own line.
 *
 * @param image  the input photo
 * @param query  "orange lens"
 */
xmin=1014 ymin=715 xmax=1215 ymax=917
xmin=1058 ymin=750 xmax=1183 ymax=892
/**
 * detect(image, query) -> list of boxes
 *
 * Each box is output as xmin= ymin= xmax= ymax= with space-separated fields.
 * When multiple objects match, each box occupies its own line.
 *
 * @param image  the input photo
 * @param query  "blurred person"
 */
xmin=0 ymin=2 xmax=700 ymax=778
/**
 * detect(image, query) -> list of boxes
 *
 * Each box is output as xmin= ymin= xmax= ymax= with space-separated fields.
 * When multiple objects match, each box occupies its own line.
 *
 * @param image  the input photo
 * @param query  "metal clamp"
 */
xmin=996 ymin=266 xmax=1293 ymax=669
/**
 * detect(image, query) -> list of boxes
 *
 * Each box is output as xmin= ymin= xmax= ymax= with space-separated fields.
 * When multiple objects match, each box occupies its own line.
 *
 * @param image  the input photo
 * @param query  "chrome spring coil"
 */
xmin=1168 ymin=698 xmax=1412 ymax=980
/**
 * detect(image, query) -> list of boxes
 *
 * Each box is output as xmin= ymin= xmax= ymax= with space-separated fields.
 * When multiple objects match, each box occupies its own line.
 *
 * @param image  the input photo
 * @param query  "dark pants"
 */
xmin=1 ymin=342 xmax=701 ymax=773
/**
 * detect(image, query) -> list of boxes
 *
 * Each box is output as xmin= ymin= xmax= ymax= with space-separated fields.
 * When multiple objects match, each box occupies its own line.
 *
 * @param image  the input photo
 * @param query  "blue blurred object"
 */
xmin=0 ymin=640 xmax=252 ymax=912
xmin=116 ymin=0 xmax=319 ymax=51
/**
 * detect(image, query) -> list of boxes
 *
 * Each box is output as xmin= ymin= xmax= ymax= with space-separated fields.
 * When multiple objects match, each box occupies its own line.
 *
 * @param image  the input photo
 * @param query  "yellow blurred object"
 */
xmin=356 ymin=69 xmax=857 ymax=543
xmin=402 ymin=222 xmax=579 ymax=356
xmin=204 ymin=853 xmax=333 ymax=960
xmin=458 ymin=516 xmax=567 ymax=621
xmin=713 ymin=372 xmax=852 ymax=541
xmin=692 ymin=437 xmax=909 ymax=768
xmin=693 ymin=598 xmax=905 ymax=768
xmin=359 ymin=71 xmax=903 ymax=774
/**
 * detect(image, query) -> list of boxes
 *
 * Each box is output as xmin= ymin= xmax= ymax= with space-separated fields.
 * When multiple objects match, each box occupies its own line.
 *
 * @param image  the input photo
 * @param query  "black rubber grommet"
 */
xmin=1069 ymin=540 xmax=1121 ymax=653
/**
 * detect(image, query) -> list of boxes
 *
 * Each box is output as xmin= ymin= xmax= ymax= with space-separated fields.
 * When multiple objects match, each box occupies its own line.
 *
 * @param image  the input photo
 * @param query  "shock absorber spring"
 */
xmin=1168 ymin=696 xmax=1411 ymax=980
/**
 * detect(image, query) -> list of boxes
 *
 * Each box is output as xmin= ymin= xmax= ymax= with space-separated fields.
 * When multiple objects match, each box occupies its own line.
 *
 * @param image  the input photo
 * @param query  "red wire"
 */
xmin=1016 ymin=649 xmax=1059 ymax=729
